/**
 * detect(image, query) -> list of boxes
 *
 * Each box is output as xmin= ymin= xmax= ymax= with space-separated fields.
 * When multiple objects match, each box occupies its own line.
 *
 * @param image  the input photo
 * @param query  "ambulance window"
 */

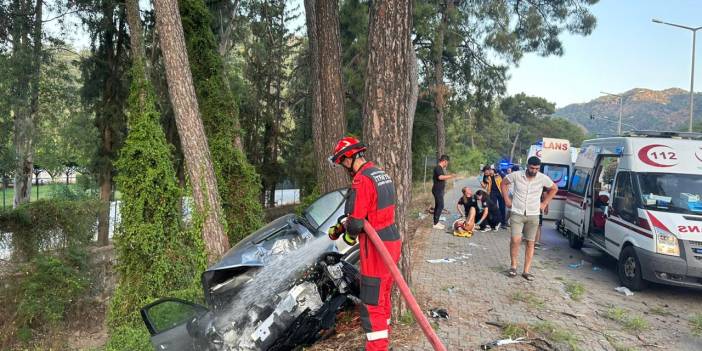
xmin=613 ymin=172 xmax=636 ymax=224
xmin=542 ymin=164 xmax=569 ymax=189
xmin=569 ymin=168 xmax=589 ymax=196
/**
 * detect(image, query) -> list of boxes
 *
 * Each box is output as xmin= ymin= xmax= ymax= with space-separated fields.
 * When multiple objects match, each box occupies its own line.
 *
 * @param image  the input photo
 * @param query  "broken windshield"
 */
xmin=636 ymin=173 xmax=702 ymax=214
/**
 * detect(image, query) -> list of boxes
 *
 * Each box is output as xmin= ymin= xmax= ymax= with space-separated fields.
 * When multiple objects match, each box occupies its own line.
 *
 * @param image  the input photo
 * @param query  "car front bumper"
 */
xmin=636 ymin=246 xmax=702 ymax=289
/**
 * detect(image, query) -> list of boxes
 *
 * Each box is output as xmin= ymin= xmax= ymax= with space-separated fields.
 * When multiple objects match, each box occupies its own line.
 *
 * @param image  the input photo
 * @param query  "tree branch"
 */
xmin=42 ymin=9 xmax=83 ymax=23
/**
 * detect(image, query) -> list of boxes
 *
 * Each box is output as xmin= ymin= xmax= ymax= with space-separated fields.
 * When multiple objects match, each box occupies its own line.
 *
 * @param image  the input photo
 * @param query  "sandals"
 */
xmin=508 ymin=268 xmax=517 ymax=277
xmin=522 ymin=273 xmax=535 ymax=281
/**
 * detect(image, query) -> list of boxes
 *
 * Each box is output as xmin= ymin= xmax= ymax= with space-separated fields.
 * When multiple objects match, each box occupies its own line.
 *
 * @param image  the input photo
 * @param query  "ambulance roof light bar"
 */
xmin=622 ymin=130 xmax=702 ymax=140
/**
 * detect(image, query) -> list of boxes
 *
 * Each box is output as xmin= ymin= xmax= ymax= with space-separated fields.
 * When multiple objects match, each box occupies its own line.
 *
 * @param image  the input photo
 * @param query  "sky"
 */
xmin=506 ymin=0 xmax=702 ymax=107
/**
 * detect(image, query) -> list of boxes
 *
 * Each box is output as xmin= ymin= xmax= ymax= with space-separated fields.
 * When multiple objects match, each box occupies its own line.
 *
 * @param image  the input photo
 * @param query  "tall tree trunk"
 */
xmin=509 ymin=126 xmax=521 ymax=163
xmin=362 ymin=0 xmax=413 ymax=315
xmin=468 ymin=108 xmax=475 ymax=148
xmin=432 ymin=0 xmax=453 ymax=159
xmin=125 ymin=0 xmax=145 ymax=62
xmin=153 ymin=0 xmax=229 ymax=262
xmin=315 ymin=0 xmax=347 ymax=193
xmin=97 ymin=127 xmax=112 ymax=245
xmin=13 ymin=0 xmax=42 ymax=208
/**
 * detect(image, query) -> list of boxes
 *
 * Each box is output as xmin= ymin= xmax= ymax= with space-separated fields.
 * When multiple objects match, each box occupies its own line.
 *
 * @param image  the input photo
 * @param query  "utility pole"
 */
xmin=600 ymin=91 xmax=624 ymax=135
xmin=652 ymin=19 xmax=701 ymax=132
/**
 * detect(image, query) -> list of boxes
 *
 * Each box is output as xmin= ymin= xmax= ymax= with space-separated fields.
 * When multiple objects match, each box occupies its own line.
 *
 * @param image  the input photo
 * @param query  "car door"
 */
xmin=605 ymin=171 xmax=638 ymax=256
xmin=564 ymin=167 xmax=591 ymax=235
xmin=141 ymin=298 xmax=209 ymax=351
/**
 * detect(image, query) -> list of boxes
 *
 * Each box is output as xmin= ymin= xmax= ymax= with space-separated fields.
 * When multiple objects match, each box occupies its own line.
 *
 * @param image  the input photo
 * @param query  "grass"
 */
xmin=605 ymin=307 xmax=649 ymax=333
xmin=501 ymin=323 xmax=527 ymax=339
xmin=604 ymin=334 xmax=637 ymax=351
xmin=563 ymin=280 xmax=586 ymax=301
xmin=398 ymin=312 xmax=415 ymax=326
xmin=649 ymin=306 xmax=672 ymax=317
xmin=531 ymin=321 xmax=580 ymax=351
xmin=690 ymin=313 xmax=702 ymax=336
xmin=0 ymin=183 xmax=110 ymax=208
xmin=510 ymin=291 xmax=545 ymax=309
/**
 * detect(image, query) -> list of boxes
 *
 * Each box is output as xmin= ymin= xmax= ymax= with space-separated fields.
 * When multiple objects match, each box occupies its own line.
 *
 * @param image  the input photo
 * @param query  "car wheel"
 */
xmin=618 ymin=246 xmax=648 ymax=291
xmin=568 ymin=231 xmax=584 ymax=249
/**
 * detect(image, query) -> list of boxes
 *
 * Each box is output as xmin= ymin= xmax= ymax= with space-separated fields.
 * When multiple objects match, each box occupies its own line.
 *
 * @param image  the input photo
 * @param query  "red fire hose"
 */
xmin=362 ymin=221 xmax=447 ymax=351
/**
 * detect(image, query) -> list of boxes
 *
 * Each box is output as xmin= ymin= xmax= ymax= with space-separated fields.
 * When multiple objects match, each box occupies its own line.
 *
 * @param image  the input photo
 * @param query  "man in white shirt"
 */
xmin=500 ymin=156 xmax=558 ymax=280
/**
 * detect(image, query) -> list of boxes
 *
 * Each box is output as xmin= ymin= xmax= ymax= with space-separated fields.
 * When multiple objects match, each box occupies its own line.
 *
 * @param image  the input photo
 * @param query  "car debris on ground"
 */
xmin=427 ymin=258 xmax=456 ymax=264
xmin=480 ymin=337 xmax=528 ymax=350
xmin=429 ymin=308 xmax=449 ymax=319
xmin=614 ymin=286 xmax=634 ymax=296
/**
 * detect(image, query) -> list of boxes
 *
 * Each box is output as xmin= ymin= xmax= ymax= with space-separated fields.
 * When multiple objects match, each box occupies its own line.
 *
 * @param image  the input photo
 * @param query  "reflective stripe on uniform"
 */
xmin=366 ymin=330 xmax=389 ymax=341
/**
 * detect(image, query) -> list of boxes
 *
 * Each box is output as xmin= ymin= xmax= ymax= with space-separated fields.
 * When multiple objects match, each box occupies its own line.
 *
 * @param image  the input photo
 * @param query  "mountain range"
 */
xmin=555 ymin=88 xmax=702 ymax=136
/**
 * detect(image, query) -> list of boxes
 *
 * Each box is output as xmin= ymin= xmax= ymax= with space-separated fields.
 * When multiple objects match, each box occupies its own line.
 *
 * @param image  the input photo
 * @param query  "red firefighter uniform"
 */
xmin=345 ymin=161 xmax=402 ymax=351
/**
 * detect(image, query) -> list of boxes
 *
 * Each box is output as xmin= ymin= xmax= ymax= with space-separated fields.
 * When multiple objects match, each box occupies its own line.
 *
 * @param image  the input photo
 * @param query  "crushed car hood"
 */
xmin=201 ymin=214 xmax=338 ymax=303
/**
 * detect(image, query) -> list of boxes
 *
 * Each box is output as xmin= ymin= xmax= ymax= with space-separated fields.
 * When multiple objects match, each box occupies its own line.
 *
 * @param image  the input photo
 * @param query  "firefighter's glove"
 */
xmin=342 ymin=232 xmax=358 ymax=246
xmin=328 ymin=223 xmax=346 ymax=241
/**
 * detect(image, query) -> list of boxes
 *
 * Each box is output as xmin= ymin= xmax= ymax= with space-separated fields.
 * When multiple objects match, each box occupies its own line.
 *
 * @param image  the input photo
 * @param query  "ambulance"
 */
xmin=562 ymin=131 xmax=702 ymax=290
xmin=527 ymin=138 xmax=573 ymax=220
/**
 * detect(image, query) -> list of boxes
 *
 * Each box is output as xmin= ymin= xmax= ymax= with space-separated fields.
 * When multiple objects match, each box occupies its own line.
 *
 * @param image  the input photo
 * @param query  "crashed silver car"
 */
xmin=140 ymin=189 xmax=361 ymax=351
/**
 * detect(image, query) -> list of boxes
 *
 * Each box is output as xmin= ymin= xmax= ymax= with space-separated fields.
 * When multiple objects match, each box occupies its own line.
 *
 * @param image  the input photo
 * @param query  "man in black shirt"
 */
xmin=456 ymin=187 xmax=488 ymax=232
xmin=432 ymin=155 xmax=456 ymax=229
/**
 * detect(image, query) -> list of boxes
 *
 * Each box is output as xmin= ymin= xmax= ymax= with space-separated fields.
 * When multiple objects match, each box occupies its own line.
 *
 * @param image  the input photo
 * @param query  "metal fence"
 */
xmin=1 ymin=175 xmax=82 ymax=209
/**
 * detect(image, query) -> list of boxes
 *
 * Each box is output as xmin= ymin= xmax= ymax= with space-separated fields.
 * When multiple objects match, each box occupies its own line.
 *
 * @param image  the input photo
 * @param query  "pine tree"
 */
xmin=153 ymin=0 xmax=230 ymax=261
xmin=179 ymin=0 xmax=263 ymax=243
xmin=363 ymin=0 xmax=414 ymax=315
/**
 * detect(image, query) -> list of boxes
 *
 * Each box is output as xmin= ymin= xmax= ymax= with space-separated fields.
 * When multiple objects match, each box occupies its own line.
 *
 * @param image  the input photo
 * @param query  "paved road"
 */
xmin=404 ymin=177 xmax=702 ymax=350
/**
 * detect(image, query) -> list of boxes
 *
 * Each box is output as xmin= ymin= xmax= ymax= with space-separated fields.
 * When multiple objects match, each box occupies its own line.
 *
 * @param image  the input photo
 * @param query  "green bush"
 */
xmin=0 ymin=198 xmax=99 ymax=260
xmin=104 ymin=325 xmax=152 ymax=351
xmin=16 ymin=251 xmax=89 ymax=330
xmin=0 ymin=197 xmax=97 ymax=347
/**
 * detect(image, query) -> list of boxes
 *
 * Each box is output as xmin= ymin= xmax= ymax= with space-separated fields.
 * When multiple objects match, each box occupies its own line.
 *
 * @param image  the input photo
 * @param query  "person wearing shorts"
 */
xmin=500 ymin=156 xmax=557 ymax=281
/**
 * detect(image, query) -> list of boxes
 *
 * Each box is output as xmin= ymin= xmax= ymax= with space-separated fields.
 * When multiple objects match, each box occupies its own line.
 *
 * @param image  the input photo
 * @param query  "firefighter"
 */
xmin=327 ymin=136 xmax=401 ymax=351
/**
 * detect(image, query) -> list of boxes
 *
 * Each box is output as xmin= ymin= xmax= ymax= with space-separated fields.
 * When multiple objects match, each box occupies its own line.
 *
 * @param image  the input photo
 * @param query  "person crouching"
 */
xmin=456 ymin=187 xmax=489 ymax=233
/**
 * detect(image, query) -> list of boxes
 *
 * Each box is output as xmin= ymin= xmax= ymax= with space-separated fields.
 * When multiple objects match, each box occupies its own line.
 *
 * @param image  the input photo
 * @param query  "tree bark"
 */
xmin=125 ymin=0 xmax=145 ymax=63
xmin=13 ymin=0 xmax=42 ymax=208
xmin=97 ymin=127 xmax=112 ymax=246
xmin=468 ymin=108 xmax=475 ymax=148
xmin=509 ymin=126 xmax=521 ymax=163
xmin=432 ymin=0 xmax=453 ymax=159
xmin=153 ymin=0 xmax=229 ymax=262
xmin=362 ymin=0 xmax=413 ymax=315
xmin=315 ymin=0 xmax=347 ymax=193
xmin=304 ymin=0 xmax=324 ymax=192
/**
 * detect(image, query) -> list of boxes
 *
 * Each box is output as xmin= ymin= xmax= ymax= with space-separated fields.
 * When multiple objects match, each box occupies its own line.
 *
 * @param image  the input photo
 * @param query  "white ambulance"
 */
xmin=527 ymin=138 xmax=573 ymax=220
xmin=562 ymin=131 xmax=702 ymax=290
